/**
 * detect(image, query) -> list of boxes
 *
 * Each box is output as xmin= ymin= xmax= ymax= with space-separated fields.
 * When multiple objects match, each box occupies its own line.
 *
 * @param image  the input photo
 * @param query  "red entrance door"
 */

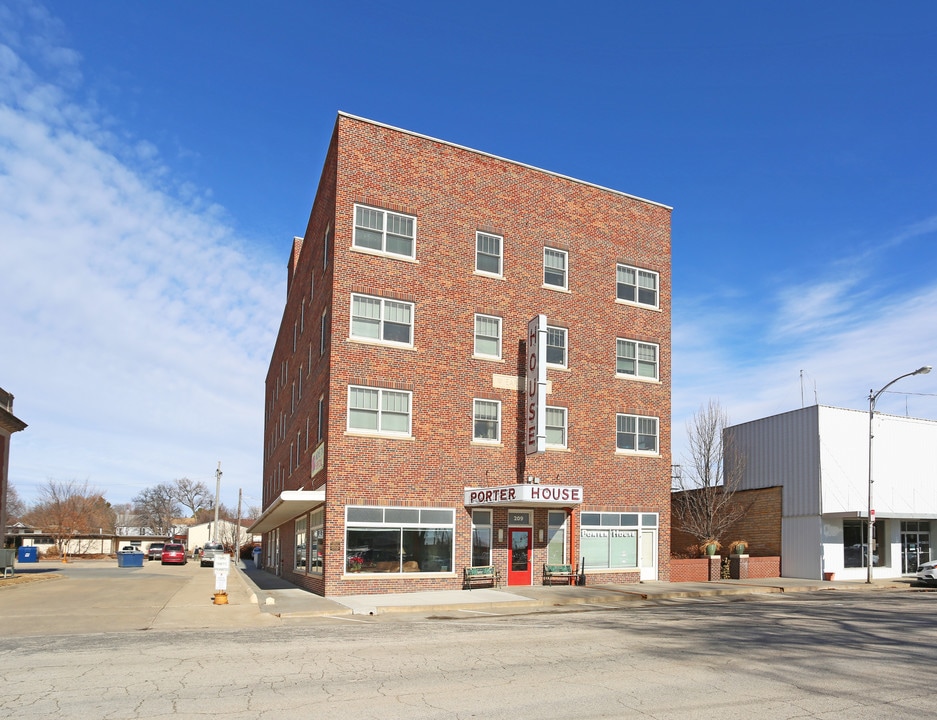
xmin=507 ymin=528 xmax=532 ymax=586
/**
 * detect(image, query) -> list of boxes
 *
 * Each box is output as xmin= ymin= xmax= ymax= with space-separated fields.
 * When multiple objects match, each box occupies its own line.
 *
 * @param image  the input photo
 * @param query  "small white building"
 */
xmin=727 ymin=405 xmax=937 ymax=580
xmin=187 ymin=520 xmax=251 ymax=553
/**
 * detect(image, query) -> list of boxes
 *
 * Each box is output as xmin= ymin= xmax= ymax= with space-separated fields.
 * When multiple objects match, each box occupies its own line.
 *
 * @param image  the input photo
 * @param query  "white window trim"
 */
xmin=346 ymin=385 xmax=413 ymax=438
xmin=352 ymin=203 xmax=417 ymax=260
xmin=320 ymin=307 xmax=328 ymax=356
xmin=615 ymin=413 xmax=660 ymax=455
xmin=475 ymin=231 xmax=503 ymax=277
xmin=348 ymin=293 xmax=415 ymax=348
xmin=472 ymin=399 xmax=502 ymax=444
xmin=546 ymin=325 xmax=568 ymax=369
xmin=545 ymin=405 xmax=568 ymax=449
xmin=543 ymin=247 xmax=569 ymax=291
xmin=616 ymin=263 xmax=660 ymax=309
xmin=473 ymin=313 xmax=503 ymax=360
xmin=615 ymin=338 xmax=660 ymax=382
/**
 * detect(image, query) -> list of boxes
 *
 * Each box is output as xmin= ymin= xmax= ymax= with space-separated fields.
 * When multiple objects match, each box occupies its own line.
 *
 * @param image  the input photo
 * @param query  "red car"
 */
xmin=160 ymin=543 xmax=188 ymax=565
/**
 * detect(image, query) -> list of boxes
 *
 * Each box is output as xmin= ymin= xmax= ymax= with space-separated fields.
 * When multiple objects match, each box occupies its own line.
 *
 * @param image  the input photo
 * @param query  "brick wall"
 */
xmin=671 ymin=486 xmax=782 ymax=558
xmin=264 ymin=114 xmax=673 ymax=595
xmin=670 ymin=558 xmax=709 ymax=582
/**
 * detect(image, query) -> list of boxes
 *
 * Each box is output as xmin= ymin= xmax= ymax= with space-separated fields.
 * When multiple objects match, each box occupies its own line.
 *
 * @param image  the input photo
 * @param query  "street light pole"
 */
xmin=867 ymin=365 xmax=932 ymax=584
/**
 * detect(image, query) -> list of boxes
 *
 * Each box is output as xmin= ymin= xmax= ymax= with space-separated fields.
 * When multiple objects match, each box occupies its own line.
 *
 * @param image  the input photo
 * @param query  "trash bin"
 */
xmin=117 ymin=551 xmax=144 ymax=568
xmin=17 ymin=546 xmax=38 ymax=563
xmin=252 ymin=546 xmax=262 ymax=568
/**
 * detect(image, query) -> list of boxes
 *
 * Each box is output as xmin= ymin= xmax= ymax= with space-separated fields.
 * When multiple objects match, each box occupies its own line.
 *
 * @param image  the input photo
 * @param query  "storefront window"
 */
xmin=346 ymin=506 xmax=455 ymax=574
xmin=547 ymin=511 xmax=566 ymax=565
xmin=472 ymin=510 xmax=492 ymax=567
xmin=294 ymin=517 xmax=307 ymax=570
xmin=844 ymin=519 xmax=884 ymax=568
xmin=308 ymin=508 xmax=323 ymax=573
xmin=580 ymin=512 xmax=654 ymax=570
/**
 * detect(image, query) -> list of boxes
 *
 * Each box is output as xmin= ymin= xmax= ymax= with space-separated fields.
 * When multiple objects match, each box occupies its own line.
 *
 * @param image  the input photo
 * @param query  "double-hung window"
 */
xmin=546 ymin=326 xmax=567 ymax=368
xmin=616 ymin=413 xmax=659 ymax=453
xmin=474 ymin=314 xmax=502 ymax=359
xmin=354 ymin=204 xmax=416 ymax=259
xmin=545 ymin=406 xmax=567 ymax=448
xmin=544 ymin=248 xmax=568 ymax=289
xmin=473 ymin=399 xmax=501 ymax=443
xmin=617 ymin=264 xmax=658 ymax=308
xmin=347 ymin=386 xmax=412 ymax=436
xmin=476 ymin=232 xmax=503 ymax=276
xmin=350 ymin=294 xmax=414 ymax=346
xmin=616 ymin=339 xmax=659 ymax=380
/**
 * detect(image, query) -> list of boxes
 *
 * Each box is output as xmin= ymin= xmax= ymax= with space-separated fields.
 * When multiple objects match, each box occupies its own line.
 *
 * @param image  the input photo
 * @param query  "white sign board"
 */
xmin=213 ymin=553 xmax=230 ymax=592
xmin=525 ymin=314 xmax=547 ymax=455
xmin=464 ymin=484 xmax=584 ymax=507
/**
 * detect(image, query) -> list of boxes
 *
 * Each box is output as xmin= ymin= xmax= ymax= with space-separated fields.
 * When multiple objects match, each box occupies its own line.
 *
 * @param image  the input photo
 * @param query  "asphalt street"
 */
xmin=2 ymin=560 xmax=937 ymax=719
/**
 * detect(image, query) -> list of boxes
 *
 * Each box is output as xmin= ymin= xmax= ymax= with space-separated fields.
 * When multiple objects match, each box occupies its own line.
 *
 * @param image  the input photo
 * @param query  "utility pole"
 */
xmin=212 ymin=461 xmax=222 ymax=542
xmin=236 ymin=488 xmax=243 ymax=564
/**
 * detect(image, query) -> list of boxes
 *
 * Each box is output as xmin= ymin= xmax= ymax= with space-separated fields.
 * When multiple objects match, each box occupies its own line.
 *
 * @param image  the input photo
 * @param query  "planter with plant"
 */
xmin=700 ymin=539 xmax=722 ymax=556
xmin=728 ymin=540 xmax=749 ymax=556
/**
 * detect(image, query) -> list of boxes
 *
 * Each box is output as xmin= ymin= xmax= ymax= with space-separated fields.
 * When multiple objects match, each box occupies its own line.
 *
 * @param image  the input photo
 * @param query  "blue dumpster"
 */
xmin=117 ymin=551 xmax=144 ymax=568
xmin=17 ymin=546 xmax=38 ymax=563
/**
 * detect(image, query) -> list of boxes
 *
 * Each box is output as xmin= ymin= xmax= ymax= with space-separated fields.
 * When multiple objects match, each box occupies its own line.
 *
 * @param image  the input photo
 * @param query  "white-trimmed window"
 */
xmin=580 ymin=512 xmax=657 ymax=570
xmin=473 ymin=399 xmax=501 ymax=443
xmin=317 ymin=395 xmax=325 ymax=442
xmin=546 ymin=326 xmax=567 ymax=368
xmin=544 ymin=248 xmax=568 ymax=289
xmin=476 ymin=231 xmax=503 ymax=276
xmin=347 ymin=386 xmax=412 ymax=436
xmin=295 ymin=516 xmax=307 ymax=571
xmin=617 ymin=264 xmax=658 ymax=308
xmin=350 ymin=294 xmax=414 ymax=346
xmin=616 ymin=413 xmax=659 ymax=453
xmin=320 ymin=307 xmax=329 ymax=355
xmin=545 ymin=406 xmax=567 ymax=448
xmin=353 ymin=204 xmax=416 ymax=259
xmin=323 ymin=223 xmax=331 ymax=268
xmin=346 ymin=506 xmax=454 ymax=574
xmin=471 ymin=509 xmax=492 ymax=567
xmin=474 ymin=314 xmax=502 ymax=359
xmin=616 ymin=339 xmax=659 ymax=380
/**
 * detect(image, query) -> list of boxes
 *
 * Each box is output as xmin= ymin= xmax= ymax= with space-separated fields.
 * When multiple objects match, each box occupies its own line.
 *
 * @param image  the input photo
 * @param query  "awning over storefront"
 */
xmin=248 ymin=489 xmax=326 ymax=535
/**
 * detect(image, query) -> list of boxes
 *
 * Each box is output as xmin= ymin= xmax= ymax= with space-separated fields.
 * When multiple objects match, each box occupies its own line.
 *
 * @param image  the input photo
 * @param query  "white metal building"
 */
xmin=726 ymin=405 xmax=937 ymax=580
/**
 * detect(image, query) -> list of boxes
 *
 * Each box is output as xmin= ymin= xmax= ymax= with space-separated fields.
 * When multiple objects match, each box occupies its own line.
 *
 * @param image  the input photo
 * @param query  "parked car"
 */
xmin=147 ymin=542 xmax=166 ymax=561
xmin=160 ymin=543 xmax=187 ymax=565
xmin=917 ymin=560 xmax=937 ymax=585
xmin=199 ymin=541 xmax=225 ymax=568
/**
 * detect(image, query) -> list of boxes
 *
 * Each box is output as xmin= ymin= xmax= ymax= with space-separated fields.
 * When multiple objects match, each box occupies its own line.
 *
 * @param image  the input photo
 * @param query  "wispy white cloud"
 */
xmin=673 ymin=242 xmax=937 ymax=464
xmin=0 ymin=20 xmax=282 ymax=505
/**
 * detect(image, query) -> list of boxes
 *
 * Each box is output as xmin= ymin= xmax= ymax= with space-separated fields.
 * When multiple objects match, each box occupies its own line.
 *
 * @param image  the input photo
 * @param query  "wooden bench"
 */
xmin=543 ymin=563 xmax=578 ymax=586
xmin=463 ymin=565 xmax=499 ymax=590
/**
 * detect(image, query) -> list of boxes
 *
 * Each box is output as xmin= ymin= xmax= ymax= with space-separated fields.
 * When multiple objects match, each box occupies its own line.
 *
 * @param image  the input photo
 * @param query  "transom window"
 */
xmin=354 ymin=204 xmax=416 ymax=259
xmin=616 ymin=339 xmax=658 ymax=380
xmin=347 ymin=386 xmax=412 ymax=436
xmin=476 ymin=232 xmax=503 ymax=276
xmin=350 ymin=294 xmax=414 ymax=346
xmin=616 ymin=413 xmax=659 ymax=453
xmin=546 ymin=406 xmax=567 ymax=448
xmin=544 ymin=248 xmax=568 ymax=289
xmin=617 ymin=264 xmax=658 ymax=308
xmin=473 ymin=399 xmax=501 ymax=443
xmin=547 ymin=326 xmax=567 ymax=368
xmin=474 ymin=314 xmax=502 ymax=359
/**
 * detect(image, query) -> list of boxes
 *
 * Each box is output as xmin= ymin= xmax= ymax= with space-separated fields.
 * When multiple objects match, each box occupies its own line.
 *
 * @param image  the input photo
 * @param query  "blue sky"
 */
xmin=2 ymin=0 xmax=936 ymax=508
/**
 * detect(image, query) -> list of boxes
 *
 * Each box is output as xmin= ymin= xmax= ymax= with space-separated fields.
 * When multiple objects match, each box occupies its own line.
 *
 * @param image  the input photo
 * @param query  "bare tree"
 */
xmin=132 ymin=483 xmax=181 ymax=536
xmin=172 ymin=477 xmax=212 ymax=518
xmin=23 ymin=480 xmax=116 ymax=557
xmin=5 ymin=482 xmax=26 ymax=523
xmin=672 ymin=399 xmax=748 ymax=548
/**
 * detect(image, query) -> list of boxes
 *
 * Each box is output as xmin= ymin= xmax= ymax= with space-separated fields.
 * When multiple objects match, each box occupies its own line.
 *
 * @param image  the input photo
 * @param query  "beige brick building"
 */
xmin=250 ymin=113 xmax=673 ymax=596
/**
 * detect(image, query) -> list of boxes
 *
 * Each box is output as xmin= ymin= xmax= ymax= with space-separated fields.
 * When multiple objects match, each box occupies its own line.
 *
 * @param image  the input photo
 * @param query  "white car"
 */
xmin=916 ymin=560 xmax=937 ymax=585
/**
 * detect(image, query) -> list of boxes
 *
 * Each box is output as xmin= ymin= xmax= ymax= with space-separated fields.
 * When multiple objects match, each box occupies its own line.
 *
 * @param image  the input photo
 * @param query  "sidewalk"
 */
xmin=237 ymin=562 xmax=909 ymax=618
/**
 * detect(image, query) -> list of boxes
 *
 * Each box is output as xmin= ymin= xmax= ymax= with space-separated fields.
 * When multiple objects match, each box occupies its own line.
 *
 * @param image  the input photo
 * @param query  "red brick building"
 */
xmin=249 ymin=113 xmax=672 ymax=596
